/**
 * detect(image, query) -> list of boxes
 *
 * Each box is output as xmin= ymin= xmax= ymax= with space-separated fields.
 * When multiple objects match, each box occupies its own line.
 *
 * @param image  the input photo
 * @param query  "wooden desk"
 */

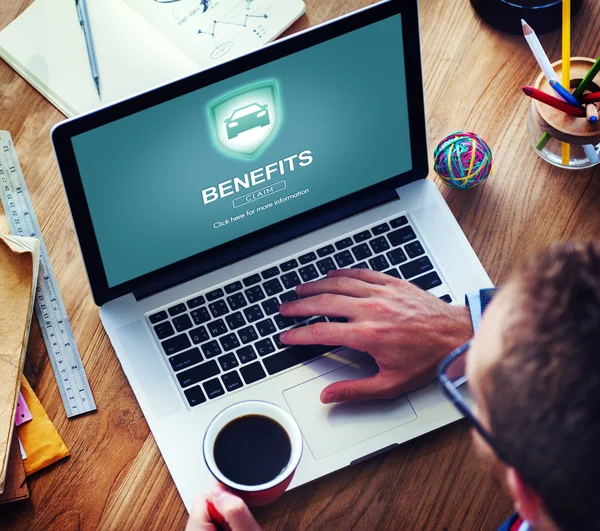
xmin=1 ymin=0 xmax=599 ymax=528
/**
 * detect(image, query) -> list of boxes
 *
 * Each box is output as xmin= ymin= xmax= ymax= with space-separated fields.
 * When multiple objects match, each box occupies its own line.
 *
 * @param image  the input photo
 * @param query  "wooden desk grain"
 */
xmin=1 ymin=0 xmax=599 ymax=529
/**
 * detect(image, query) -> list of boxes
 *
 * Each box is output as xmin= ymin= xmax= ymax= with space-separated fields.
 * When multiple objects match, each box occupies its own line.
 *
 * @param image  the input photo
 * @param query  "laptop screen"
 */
xmin=70 ymin=13 xmax=412 ymax=289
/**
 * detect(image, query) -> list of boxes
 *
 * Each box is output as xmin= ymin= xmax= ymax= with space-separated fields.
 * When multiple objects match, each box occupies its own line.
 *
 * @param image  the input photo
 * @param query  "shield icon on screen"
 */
xmin=208 ymin=80 xmax=281 ymax=159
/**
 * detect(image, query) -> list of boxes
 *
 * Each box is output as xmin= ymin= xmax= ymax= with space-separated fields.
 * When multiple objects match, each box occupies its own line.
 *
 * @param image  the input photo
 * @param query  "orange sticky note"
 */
xmin=16 ymin=377 xmax=70 ymax=476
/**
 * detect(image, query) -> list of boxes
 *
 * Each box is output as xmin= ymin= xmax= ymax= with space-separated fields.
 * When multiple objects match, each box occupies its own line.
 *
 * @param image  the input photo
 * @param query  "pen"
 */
xmin=549 ymin=79 xmax=581 ymax=108
xmin=75 ymin=0 xmax=101 ymax=98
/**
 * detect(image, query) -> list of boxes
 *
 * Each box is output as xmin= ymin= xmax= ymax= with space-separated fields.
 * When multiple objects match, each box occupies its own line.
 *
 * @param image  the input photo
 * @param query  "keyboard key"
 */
xmin=388 ymin=226 xmax=417 ymax=247
xmin=243 ymin=274 xmax=261 ymax=287
xmin=274 ymin=314 xmax=295 ymax=330
xmin=255 ymin=338 xmax=276 ymax=356
xmin=240 ymin=362 xmax=266 ymax=384
xmin=244 ymin=305 xmax=264 ymax=322
xmin=280 ymin=259 xmax=298 ymax=272
xmin=273 ymin=333 xmax=285 ymax=350
xmin=352 ymin=243 xmax=372 ymax=260
xmin=184 ymin=386 xmax=206 ymax=407
xmin=298 ymin=252 xmax=316 ymax=265
xmin=261 ymin=266 xmax=280 ymax=279
xmin=169 ymin=347 xmax=203 ymax=372
xmin=189 ymin=326 xmax=210 ymax=344
xmin=264 ymin=278 xmax=284 ymax=296
xmin=245 ymin=285 xmax=266 ymax=303
xmin=222 ymin=371 xmax=243 ymax=392
xmin=400 ymin=257 xmax=434 ymax=279
xmin=186 ymin=296 xmax=205 ymax=309
xmin=173 ymin=314 xmax=193 ymax=333
xmin=387 ymin=248 xmax=408 ymax=265
xmin=308 ymin=316 xmax=327 ymax=325
xmin=238 ymin=325 xmax=258 ymax=344
xmin=299 ymin=264 xmax=319 ymax=282
xmin=354 ymin=230 xmax=371 ymax=243
xmin=203 ymin=378 xmax=225 ymax=399
xmin=206 ymin=288 xmax=224 ymax=302
xmin=236 ymin=345 xmax=257 ymax=364
xmin=351 ymin=262 xmax=369 ymax=269
xmin=208 ymin=319 xmax=228 ymax=337
xmin=328 ymin=317 xmax=348 ymax=323
xmin=369 ymin=255 xmax=390 ymax=272
xmin=370 ymin=236 xmax=390 ymax=254
xmin=201 ymin=340 xmax=222 ymax=358
xmin=263 ymin=344 xmax=333 ymax=375
xmin=316 ymin=257 xmax=337 ymax=275
xmin=384 ymin=268 xmax=402 ymax=279
xmin=334 ymin=250 xmax=355 ymax=268
xmin=256 ymin=318 xmax=277 ymax=337
xmin=149 ymin=310 xmax=168 ymax=324
xmin=224 ymin=281 xmax=243 ymax=294
xmin=335 ymin=237 xmax=354 ymax=250
xmin=224 ymin=312 xmax=244 ymax=330
xmin=280 ymin=291 xmax=300 ymax=303
xmin=162 ymin=334 xmax=191 ymax=356
xmin=209 ymin=299 xmax=228 ymax=318
xmin=372 ymin=222 xmax=390 ymax=235
xmin=167 ymin=303 xmax=186 ymax=317
xmin=405 ymin=240 xmax=425 ymax=259
xmin=411 ymin=271 xmax=442 ymax=291
xmin=317 ymin=245 xmax=335 ymax=257
xmin=281 ymin=271 xmax=301 ymax=289
xmin=177 ymin=359 xmax=220 ymax=387
xmin=219 ymin=333 xmax=240 ymax=352
xmin=440 ymin=294 xmax=453 ymax=303
xmin=191 ymin=307 xmax=211 ymax=325
xmin=218 ymin=352 xmax=239 ymax=371
xmin=390 ymin=215 xmax=408 ymax=228
xmin=154 ymin=321 xmax=174 ymax=340
xmin=227 ymin=292 xmax=247 ymax=310
xmin=262 ymin=297 xmax=280 ymax=315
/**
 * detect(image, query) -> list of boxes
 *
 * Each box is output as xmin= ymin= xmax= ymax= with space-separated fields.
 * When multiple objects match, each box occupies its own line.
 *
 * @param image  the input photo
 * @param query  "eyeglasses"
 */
xmin=437 ymin=340 xmax=508 ymax=463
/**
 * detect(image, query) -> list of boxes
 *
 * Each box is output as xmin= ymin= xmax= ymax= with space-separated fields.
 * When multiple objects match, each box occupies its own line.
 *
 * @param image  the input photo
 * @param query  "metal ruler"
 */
xmin=0 ymin=131 xmax=96 ymax=418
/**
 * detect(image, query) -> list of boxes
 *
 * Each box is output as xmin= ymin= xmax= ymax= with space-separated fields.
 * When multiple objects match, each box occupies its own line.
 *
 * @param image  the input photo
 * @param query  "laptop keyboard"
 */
xmin=146 ymin=213 xmax=453 ymax=409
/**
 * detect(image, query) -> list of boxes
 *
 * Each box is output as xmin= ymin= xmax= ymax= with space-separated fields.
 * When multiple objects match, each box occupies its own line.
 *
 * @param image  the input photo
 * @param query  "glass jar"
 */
xmin=527 ymin=57 xmax=600 ymax=170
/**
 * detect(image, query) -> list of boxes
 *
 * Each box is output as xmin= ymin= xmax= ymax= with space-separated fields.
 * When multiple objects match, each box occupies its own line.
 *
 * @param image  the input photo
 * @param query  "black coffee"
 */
xmin=213 ymin=414 xmax=291 ymax=486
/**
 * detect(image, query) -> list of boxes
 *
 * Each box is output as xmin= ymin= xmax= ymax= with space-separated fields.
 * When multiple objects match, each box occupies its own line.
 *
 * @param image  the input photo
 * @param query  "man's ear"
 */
xmin=505 ymin=467 xmax=542 ymax=526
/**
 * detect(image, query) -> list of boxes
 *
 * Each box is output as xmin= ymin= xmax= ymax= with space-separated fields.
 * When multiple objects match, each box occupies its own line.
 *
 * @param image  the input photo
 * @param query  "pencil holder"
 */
xmin=527 ymin=57 xmax=600 ymax=169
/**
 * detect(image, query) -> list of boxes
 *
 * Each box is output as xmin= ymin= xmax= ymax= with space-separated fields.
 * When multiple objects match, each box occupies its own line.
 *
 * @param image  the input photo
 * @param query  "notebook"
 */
xmin=0 ymin=0 xmax=305 ymax=117
xmin=0 ymin=235 xmax=40 ymax=494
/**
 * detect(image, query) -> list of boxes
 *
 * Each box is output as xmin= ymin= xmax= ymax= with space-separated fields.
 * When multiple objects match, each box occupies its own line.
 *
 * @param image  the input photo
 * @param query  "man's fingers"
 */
xmin=327 ymin=268 xmax=392 ymax=285
xmin=280 ymin=322 xmax=362 ymax=350
xmin=320 ymin=373 xmax=406 ymax=404
xmin=279 ymin=293 xmax=362 ymax=319
xmin=186 ymin=495 xmax=216 ymax=531
xmin=210 ymin=485 xmax=262 ymax=531
xmin=295 ymin=276 xmax=385 ymax=299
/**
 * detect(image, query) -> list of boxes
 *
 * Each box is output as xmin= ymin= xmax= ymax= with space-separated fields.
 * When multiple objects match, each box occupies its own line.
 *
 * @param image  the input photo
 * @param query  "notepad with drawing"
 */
xmin=0 ymin=0 xmax=305 ymax=117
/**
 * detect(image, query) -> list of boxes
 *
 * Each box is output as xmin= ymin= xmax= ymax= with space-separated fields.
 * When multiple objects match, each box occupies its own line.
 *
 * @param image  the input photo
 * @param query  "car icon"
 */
xmin=224 ymin=102 xmax=270 ymax=139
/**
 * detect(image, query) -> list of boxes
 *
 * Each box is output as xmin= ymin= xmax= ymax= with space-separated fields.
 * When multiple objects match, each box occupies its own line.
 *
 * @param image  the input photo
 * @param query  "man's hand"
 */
xmin=186 ymin=485 xmax=262 ymax=531
xmin=279 ymin=268 xmax=472 ymax=404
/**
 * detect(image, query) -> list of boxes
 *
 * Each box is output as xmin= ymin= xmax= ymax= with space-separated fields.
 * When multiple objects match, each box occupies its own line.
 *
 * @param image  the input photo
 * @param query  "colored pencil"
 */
xmin=573 ymin=57 xmax=600 ymax=100
xmin=561 ymin=0 xmax=571 ymax=165
xmin=586 ymin=103 xmax=599 ymax=123
xmin=521 ymin=20 xmax=557 ymax=83
xmin=522 ymin=86 xmax=586 ymax=116
xmin=581 ymin=92 xmax=600 ymax=104
xmin=549 ymin=79 xmax=581 ymax=107
xmin=583 ymin=144 xmax=599 ymax=164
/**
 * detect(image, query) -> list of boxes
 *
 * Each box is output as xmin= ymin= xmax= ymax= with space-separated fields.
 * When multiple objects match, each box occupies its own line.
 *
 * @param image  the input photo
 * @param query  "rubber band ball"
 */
xmin=433 ymin=132 xmax=493 ymax=189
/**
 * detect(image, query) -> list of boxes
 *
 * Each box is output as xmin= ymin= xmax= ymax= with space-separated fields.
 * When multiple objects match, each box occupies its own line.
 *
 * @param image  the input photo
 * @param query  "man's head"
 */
xmin=467 ymin=241 xmax=600 ymax=531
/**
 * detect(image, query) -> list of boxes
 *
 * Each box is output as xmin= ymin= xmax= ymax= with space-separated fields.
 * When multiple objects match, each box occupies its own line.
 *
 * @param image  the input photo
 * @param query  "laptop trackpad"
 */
xmin=283 ymin=355 xmax=417 ymax=460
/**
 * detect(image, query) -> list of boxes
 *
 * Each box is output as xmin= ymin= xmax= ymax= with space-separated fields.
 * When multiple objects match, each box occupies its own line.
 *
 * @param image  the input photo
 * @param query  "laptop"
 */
xmin=51 ymin=0 xmax=492 ymax=511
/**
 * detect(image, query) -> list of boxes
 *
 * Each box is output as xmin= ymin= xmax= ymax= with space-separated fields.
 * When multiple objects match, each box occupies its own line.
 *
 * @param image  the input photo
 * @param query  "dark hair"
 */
xmin=487 ymin=241 xmax=600 ymax=531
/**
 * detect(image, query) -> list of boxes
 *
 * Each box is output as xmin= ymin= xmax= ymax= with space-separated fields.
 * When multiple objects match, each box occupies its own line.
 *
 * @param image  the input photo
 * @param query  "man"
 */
xmin=187 ymin=241 xmax=600 ymax=531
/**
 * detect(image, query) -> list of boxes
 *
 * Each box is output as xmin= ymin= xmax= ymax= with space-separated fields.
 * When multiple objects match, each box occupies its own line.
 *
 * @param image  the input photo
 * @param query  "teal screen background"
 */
xmin=72 ymin=14 xmax=412 ymax=288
